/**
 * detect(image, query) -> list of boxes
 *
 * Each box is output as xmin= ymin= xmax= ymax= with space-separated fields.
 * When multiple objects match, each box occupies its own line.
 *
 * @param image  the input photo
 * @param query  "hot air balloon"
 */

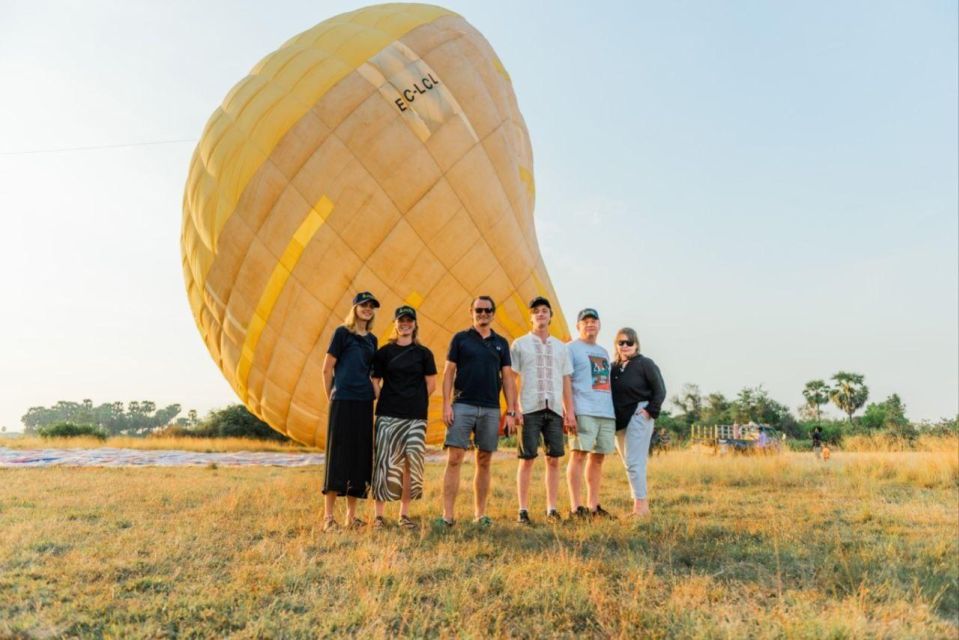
xmin=181 ymin=3 xmax=568 ymax=447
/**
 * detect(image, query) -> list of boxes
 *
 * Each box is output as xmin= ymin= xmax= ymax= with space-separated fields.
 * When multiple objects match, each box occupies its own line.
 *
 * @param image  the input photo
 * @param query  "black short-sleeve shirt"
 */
xmin=372 ymin=342 xmax=437 ymax=419
xmin=327 ymin=326 xmax=377 ymax=401
xmin=446 ymin=328 xmax=511 ymax=409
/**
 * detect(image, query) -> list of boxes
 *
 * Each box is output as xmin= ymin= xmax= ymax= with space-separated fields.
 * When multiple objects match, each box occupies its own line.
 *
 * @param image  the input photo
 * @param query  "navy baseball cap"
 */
xmin=577 ymin=308 xmax=599 ymax=321
xmin=528 ymin=296 xmax=551 ymax=309
xmin=352 ymin=291 xmax=380 ymax=308
xmin=394 ymin=305 xmax=417 ymax=320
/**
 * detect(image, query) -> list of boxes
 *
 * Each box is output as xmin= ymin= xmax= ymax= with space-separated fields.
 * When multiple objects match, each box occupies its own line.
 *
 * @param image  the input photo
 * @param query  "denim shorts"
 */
xmin=518 ymin=409 xmax=565 ymax=459
xmin=444 ymin=403 xmax=501 ymax=452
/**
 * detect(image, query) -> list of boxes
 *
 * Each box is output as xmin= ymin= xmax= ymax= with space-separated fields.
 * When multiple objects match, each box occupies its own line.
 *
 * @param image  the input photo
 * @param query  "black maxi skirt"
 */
xmin=323 ymin=399 xmax=374 ymax=498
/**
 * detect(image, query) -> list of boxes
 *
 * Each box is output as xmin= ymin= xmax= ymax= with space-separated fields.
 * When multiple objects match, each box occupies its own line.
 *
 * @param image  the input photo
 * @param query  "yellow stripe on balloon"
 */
xmin=236 ymin=196 xmax=334 ymax=400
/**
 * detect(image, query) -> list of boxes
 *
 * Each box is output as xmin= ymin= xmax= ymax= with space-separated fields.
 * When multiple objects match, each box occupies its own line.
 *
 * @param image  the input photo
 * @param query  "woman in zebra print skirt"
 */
xmin=370 ymin=305 xmax=437 ymax=529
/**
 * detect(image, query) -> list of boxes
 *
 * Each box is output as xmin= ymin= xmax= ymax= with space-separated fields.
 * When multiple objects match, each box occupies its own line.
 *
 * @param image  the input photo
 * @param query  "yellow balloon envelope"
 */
xmin=181 ymin=3 xmax=568 ymax=447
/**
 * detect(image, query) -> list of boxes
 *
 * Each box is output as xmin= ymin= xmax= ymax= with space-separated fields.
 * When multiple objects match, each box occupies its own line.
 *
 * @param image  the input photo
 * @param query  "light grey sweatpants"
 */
xmin=615 ymin=401 xmax=654 ymax=500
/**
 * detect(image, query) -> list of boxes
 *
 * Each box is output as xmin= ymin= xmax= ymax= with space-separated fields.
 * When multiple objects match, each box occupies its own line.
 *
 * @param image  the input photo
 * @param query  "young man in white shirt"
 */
xmin=509 ymin=297 xmax=575 ymax=524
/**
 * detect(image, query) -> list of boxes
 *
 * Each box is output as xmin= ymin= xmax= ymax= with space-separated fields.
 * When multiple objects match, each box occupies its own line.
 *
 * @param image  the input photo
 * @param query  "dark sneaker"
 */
xmin=591 ymin=505 xmax=615 ymax=520
xmin=517 ymin=510 xmax=532 ymax=526
xmin=546 ymin=509 xmax=563 ymax=523
xmin=347 ymin=517 xmax=367 ymax=530
xmin=474 ymin=515 xmax=493 ymax=528
xmin=433 ymin=517 xmax=454 ymax=530
xmin=398 ymin=515 xmax=417 ymax=530
xmin=571 ymin=506 xmax=590 ymax=520
xmin=372 ymin=516 xmax=387 ymax=529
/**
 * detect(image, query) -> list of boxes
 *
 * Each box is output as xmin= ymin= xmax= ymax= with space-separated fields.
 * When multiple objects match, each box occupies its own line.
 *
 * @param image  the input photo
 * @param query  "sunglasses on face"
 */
xmin=618 ymin=340 xmax=635 ymax=347
xmin=473 ymin=307 xmax=494 ymax=315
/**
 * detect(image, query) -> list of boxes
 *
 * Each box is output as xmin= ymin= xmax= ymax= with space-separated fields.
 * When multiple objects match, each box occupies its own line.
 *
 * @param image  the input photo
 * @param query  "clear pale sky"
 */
xmin=1 ymin=1 xmax=956 ymax=431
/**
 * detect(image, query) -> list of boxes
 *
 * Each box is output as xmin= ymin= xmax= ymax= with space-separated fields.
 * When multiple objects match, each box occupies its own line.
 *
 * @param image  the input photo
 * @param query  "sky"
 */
xmin=0 ymin=0 xmax=956 ymax=432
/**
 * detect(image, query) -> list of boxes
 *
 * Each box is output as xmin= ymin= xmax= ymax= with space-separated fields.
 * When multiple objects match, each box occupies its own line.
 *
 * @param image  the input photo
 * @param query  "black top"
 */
xmin=327 ymin=326 xmax=377 ymax=401
xmin=812 ymin=428 xmax=822 ymax=446
xmin=447 ymin=328 xmax=511 ymax=409
xmin=372 ymin=342 xmax=437 ymax=419
xmin=610 ymin=354 xmax=666 ymax=430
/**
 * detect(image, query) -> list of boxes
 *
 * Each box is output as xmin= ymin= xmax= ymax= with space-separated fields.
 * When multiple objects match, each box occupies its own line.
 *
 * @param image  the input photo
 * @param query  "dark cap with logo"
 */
xmin=528 ymin=296 xmax=551 ymax=310
xmin=577 ymin=308 xmax=600 ymax=321
xmin=352 ymin=291 xmax=380 ymax=308
xmin=394 ymin=305 xmax=417 ymax=320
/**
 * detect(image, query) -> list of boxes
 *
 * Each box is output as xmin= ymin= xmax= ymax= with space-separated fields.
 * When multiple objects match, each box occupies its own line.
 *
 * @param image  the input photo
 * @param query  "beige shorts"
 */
xmin=568 ymin=415 xmax=616 ymax=454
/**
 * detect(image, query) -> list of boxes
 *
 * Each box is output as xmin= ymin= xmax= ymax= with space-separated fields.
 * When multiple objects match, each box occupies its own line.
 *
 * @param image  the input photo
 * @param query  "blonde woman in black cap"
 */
xmin=370 ymin=306 xmax=437 ymax=529
xmin=321 ymin=291 xmax=379 ymax=532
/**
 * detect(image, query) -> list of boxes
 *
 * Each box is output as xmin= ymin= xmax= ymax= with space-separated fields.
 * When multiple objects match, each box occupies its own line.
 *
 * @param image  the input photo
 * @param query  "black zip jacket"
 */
xmin=610 ymin=354 xmax=666 ymax=430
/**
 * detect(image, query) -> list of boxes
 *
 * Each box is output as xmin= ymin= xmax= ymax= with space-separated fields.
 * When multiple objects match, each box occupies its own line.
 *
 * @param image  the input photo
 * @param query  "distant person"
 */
xmin=610 ymin=327 xmax=666 ymax=518
xmin=566 ymin=308 xmax=617 ymax=519
xmin=321 ymin=291 xmax=379 ymax=532
xmin=439 ymin=296 xmax=517 ymax=528
xmin=370 ymin=306 xmax=437 ymax=530
xmin=509 ymin=297 xmax=575 ymax=525
xmin=811 ymin=426 xmax=823 ymax=459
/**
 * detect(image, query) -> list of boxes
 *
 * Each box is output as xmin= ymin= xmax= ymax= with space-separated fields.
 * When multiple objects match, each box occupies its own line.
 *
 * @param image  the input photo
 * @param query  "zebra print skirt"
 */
xmin=372 ymin=415 xmax=427 ymax=502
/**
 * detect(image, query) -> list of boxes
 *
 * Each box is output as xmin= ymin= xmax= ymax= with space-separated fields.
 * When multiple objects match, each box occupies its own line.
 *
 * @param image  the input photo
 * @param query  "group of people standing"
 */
xmin=320 ymin=291 xmax=666 ymax=532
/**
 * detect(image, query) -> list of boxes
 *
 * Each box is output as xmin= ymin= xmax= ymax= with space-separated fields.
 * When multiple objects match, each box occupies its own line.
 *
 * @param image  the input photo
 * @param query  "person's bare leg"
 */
xmin=400 ymin=458 xmax=412 ymax=518
xmin=442 ymin=447 xmax=465 ymax=521
xmin=324 ymin=493 xmax=336 ymax=521
xmin=345 ymin=496 xmax=358 ymax=522
xmin=517 ymin=458 xmax=535 ymax=511
xmin=586 ymin=453 xmax=605 ymax=510
xmin=474 ymin=450 xmax=493 ymax=518
xmin=545 ymin=455 xmax=561 ymax=512
xmin=374 ymin=499 xmax=386 ymax=519
xmin=567 ymin=450 xmax=586 ymax=511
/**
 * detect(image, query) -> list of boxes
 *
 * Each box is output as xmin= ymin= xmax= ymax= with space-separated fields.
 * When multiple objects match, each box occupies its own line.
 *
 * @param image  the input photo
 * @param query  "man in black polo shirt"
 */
xmin=439 ymin=295 xmax=517 ymax=528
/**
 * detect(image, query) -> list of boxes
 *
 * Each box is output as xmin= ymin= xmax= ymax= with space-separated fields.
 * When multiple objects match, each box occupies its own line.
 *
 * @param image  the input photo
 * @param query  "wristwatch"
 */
xmin=506 ymin=411 xmax=516 ymax=417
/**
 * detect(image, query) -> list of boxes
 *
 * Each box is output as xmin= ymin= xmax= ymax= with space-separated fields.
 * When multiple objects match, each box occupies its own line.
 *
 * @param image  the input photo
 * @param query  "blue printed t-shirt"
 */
xmin=567 ymin=339 xmax=615 ymax=419
xmin=327 ymin=326 xmax=377 ymax=401
xmin=446 ymin=328 xmax=511 ymax=409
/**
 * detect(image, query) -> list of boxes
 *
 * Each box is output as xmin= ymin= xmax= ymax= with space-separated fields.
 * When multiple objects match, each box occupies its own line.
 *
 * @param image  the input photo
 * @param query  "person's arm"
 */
xmin=643 ymin=357 xmax=667 ymax=419
xmin=425 ymin=375 xmax=437 ymax=397
xmin=502 ymin=365 xmax=517 ymax=435
xmin=371 ymin=376 xmax=382 ymax=400
xmin=323 ymin=327 xmax=345 ymax=402
xmin=562 ymin=374 xmax=576 ymax=432
xmin=322 ymin=354 xmax=336 ymax=401
xmin=442 ymin=361 xmax=457 ymax=426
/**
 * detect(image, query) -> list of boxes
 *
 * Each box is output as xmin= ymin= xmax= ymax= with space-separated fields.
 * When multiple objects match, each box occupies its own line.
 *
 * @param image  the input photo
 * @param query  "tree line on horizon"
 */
xmin=654 ymin=371 xmax=956 ymax=444
xmin=15 ymin=370 xmax=958 ymax=444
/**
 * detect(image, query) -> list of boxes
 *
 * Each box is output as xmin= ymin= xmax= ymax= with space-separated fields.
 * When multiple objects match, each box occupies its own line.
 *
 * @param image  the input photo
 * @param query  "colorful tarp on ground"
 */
xmin=0 ymin=447 xmax=326 ymax=468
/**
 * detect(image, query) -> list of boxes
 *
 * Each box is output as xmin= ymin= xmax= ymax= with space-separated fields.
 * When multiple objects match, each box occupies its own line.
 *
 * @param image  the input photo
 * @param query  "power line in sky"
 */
xmin=0 ymin=138 xmax=196 ymax=156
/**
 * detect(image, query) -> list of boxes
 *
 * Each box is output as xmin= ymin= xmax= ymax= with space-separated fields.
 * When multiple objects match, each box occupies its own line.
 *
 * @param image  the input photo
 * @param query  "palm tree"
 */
xmin=802 ymin=380 xmax=830 ymax=422
xmin=829 ymin=372 xmax=869 ymax=423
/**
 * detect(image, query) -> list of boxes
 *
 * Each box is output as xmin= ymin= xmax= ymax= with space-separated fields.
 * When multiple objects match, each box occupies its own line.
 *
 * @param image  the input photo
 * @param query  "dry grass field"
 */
xmin=1 ymin=443 xmax=956 ymax=638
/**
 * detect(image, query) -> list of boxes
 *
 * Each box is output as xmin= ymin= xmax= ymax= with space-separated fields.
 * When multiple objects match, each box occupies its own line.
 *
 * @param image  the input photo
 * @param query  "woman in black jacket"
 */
xmin=610 ymin=327 xmax=666 ymax=517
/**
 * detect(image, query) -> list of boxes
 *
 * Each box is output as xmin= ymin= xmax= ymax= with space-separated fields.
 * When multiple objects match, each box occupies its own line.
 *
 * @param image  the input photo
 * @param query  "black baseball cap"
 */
xmin=528 ymin=296 xmax=551 ymax=309
xmin=394 ymin=305 xmax=417 ymax=320
xmin=352 ymin=291 xmax=380 ymax=308
xmin=577 ymin=308 xmax=599 ymax=321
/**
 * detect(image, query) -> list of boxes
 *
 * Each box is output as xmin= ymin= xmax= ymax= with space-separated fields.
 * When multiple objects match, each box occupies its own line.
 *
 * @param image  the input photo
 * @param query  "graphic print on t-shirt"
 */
xmin=588 ymin=355 xmax=611 ymax=391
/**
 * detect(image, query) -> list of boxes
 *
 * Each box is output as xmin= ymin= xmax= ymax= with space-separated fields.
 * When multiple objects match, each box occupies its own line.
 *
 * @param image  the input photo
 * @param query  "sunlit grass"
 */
xmin=1 ymin=448 xmax=956 ymax=637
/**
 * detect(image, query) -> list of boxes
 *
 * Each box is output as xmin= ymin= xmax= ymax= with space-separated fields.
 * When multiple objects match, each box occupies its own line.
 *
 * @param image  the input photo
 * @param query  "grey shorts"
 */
xmin=444 ymin=403 xmax=501 ymax=452
xmin=518 ymin=409 xmax=565 ymax=459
